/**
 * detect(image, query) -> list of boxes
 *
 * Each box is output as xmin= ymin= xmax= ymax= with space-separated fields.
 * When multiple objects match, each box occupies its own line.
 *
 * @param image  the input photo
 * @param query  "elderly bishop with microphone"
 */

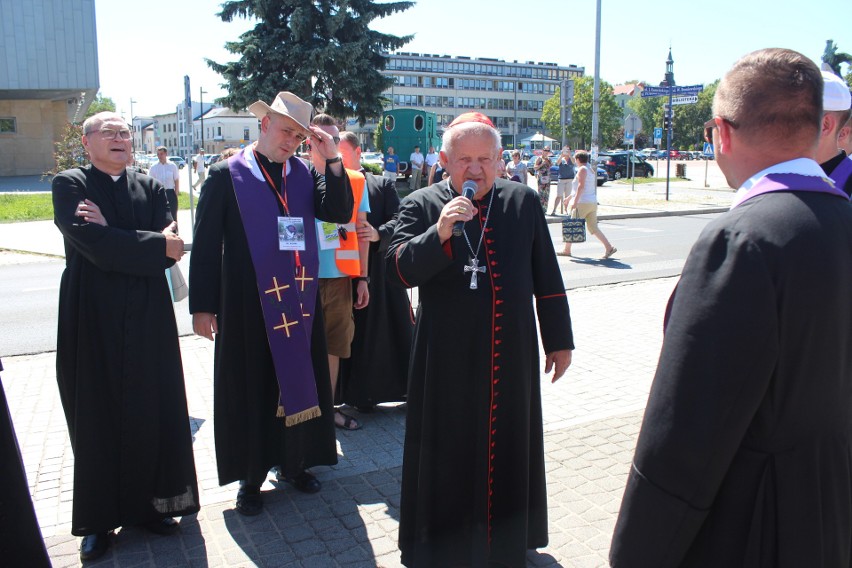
xmin=387 ymin=112 xmax=574 ymax=567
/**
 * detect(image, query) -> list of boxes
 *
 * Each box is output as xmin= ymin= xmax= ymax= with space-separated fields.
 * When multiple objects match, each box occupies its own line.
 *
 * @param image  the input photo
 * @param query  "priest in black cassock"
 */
xmin=189 ymin=92 xmax=353 ymax=515
xmin=387 ymin=112 xmax=574 ymax=568
xmin=336 ymin=131 xmax=414 ymax=410
xmin=0 ymin=360 xmax=51 ymax=567
xmin=610 ymin=49 xmax=852 ymax=567
xmin=52 ymin=112 xmax=199 ymax=562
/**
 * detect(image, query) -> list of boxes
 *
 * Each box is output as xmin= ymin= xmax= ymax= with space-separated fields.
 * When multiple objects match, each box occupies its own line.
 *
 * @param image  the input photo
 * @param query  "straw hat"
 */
xmin=248 ymin=92 xmax=313 ymax=138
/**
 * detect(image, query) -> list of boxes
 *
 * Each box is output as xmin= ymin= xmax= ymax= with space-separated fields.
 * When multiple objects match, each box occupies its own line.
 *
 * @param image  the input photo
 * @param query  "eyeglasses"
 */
xmin=703 ymin=117 xmax=738 ymax=144
xmin=88 ymin=127 xmax=132 ymax=140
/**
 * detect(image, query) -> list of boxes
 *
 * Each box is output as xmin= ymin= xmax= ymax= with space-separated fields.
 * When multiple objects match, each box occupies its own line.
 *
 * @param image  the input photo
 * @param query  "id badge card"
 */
xmin=278 ymin=216 xmax=306 ymax=251
xmin=318 ymin=221 xmax=341 ymax=250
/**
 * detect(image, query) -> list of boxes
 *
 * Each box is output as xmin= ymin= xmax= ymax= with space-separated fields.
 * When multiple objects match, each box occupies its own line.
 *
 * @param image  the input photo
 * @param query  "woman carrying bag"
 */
xmin=558 ymin=150 xmax=617 ymax=259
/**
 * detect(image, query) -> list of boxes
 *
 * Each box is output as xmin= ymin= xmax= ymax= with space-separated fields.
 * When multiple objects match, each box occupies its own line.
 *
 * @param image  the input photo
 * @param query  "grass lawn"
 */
xmin=0 ymin=192 xmax=194 ymax=223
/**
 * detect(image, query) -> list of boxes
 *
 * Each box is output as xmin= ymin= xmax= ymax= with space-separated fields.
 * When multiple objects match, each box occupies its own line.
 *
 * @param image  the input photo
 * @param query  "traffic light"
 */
xmin=664 ymin=115 xmax=672 ymax=130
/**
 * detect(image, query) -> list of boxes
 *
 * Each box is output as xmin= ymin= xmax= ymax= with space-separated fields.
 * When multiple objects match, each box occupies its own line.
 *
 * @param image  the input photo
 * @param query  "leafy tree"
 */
xmin=373 ymin=121 xmax=383 ymax=153
xmin=822 ymin=40 xmax=852 ymax=76
xmin=208 ymin=0 xmax=413 ymax=125
xmin=44 ymin=122 xmax=86 ymax=177
xmin=543 ymin=77 xmax=622 ymax=149
xmin=627 ymin=94 xmax=663 ymax=148
xmin=670 ymin=81 xmax=717 ymax=150
xmin=84 ymin=94 xmax=116 ymax=119
xmin=626 ymin=81 xmax=718 ymax=150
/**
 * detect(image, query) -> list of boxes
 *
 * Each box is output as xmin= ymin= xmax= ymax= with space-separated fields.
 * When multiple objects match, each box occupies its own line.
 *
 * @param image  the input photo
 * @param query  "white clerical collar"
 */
xmin=731 ymin=158 xmax=825 ymax=209
xmin=244 ymin=143 xmax=292 ymax=181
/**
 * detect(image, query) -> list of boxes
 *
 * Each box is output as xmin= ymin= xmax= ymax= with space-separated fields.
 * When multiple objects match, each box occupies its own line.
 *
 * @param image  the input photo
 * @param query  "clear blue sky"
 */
xmin=96 ymin=0 xmax=851 ymax=118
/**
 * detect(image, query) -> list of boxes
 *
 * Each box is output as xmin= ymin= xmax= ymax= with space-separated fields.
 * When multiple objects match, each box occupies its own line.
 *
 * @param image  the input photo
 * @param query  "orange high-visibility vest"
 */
xmin=335 ymin=169 xmax=365 ymax=277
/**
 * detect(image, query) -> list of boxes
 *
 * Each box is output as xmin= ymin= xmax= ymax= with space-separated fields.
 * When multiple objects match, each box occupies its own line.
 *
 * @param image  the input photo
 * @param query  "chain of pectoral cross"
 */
xmin=457 ymin=184 xmax=496 ymax=290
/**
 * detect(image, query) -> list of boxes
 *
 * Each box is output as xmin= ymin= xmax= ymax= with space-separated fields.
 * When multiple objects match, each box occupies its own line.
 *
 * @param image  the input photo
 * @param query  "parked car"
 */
xmin=598 ymin=152 xmax=654 ymax=180
xmin=360 ymin=151 xmax=384 ymax=169
xmin=168 ymin=156 xmax=186 ymax=169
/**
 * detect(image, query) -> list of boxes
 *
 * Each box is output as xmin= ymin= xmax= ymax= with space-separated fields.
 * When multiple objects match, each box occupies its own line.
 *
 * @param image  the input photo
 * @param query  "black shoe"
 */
xmin=141 ymin=517 xmax=180 ymax=535
xmin=278 ymin=469 xmax=321 ymax=494
xmin=236 ymin=483 xmax=263 ymax=516
xmin=80 ymin=532 xmax=109 ymax=561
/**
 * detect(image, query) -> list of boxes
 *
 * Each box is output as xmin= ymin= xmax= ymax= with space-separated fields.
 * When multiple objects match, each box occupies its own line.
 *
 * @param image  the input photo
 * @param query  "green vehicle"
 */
xmin=381 ymin=109 xmax=439 ymax=179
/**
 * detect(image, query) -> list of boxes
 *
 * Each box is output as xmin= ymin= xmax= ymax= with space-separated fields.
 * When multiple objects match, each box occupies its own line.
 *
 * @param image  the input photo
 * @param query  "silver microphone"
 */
xmin=452 ymin=180 xmax=477 ymax=237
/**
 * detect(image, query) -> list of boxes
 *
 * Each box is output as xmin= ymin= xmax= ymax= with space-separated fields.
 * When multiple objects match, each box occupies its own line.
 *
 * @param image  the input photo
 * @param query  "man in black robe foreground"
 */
xmin=610 ymin=49 xmax=852 ymax=567
xmin=387 ymin=112 xmax=574 ymax=567
xmin=52 ymin=112 xmax=199 ymax=561
xmin=190 ymin=92 xmax=353 ymax=515
xmin=337 ymin=131 xmax=414 ymax=410
xmin=0 ymin=359 xmax=51 ymax=567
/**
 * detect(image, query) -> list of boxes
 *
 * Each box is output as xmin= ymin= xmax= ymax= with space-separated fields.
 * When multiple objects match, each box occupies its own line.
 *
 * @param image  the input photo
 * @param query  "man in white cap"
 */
xmin=817 ymin=69 xmax=852 ymax=196
xmin=189 ymin=92 xmax=353 ymax=515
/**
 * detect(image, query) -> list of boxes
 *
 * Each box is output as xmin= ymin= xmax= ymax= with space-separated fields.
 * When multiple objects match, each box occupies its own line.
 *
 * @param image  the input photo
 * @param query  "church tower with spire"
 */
xmin=661 ymin=48 xmax=676 ymax=87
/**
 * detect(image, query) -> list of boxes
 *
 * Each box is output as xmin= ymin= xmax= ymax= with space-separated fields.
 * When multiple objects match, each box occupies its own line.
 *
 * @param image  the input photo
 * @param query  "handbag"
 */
xmin=166 ymin=263 xmax=188 ymax=302
xmin=561 ymin=209 xmax=586 ymax=243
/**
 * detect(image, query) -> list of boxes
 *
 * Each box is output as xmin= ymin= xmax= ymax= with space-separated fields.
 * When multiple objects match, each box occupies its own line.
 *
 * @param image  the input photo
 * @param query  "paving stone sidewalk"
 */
xmin=2 ymin=276 xmax=676 ymax=567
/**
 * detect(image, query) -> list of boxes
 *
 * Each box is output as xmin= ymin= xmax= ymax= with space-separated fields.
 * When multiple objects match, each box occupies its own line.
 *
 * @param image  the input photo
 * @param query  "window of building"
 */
xmin=244 ymin=128 xmax=250 ymax=140
xmin=0 ymin=117 xmax=16 ymax=133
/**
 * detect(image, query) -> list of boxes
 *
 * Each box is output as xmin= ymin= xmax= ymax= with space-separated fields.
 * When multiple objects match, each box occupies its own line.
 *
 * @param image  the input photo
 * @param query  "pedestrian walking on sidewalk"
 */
xmin=533 ymin=146 xmax=552 ymax=213
xmin=388 ymin=112 xmax=574 ymax=567
xmin=549 ymin=147 xmax=574 ymax=215
xmin=52 ymin=112 xmax=199 ymax=562
xmin=558 ymin=150 xmax=616 ymax=259
xmin=610 ymin=48 xmax=852 ymax=567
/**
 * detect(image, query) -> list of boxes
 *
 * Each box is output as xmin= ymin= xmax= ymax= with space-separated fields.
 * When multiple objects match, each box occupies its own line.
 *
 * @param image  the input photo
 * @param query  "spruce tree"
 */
xmin=208 ymin=0 xmax=413 ymax=125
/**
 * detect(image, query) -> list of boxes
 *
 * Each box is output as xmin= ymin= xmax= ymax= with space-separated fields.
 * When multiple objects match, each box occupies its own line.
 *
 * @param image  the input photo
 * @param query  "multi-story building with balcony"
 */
xmin=352 ymin=52 xmax=584 ymax=149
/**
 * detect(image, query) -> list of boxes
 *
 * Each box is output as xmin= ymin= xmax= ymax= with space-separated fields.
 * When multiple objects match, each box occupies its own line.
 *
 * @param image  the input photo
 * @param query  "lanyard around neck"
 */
xmin=254 ymin=150 xmax=289 ymax=215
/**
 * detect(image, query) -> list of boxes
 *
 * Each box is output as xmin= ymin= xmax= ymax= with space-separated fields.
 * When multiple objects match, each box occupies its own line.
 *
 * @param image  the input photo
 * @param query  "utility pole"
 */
xmin=199 ymin=87 xmax=208 ymax=153
xmin=590 ymin=0 xmax=602 ymax=166
xmin=129 ymin=98 xmax=137 ymax=155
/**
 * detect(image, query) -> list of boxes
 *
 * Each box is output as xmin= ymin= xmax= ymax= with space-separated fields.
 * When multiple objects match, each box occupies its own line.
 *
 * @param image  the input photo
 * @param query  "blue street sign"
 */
xmin=625 ymin=132 xmax=634 ymax=141
xmin=641 ymin=84 xmax=704 ymax=97
xmin=654 ymin=127 xmax=663 ymax=139
xmin=703 ymin=141 xmax=714 ymax=156
xmin=641 ymin=86 xmax=669 ymax=97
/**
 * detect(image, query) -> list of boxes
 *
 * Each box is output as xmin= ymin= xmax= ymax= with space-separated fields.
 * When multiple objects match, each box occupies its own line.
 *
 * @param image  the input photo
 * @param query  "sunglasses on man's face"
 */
xmin=704 ymin=117 xmax=739 ymax=144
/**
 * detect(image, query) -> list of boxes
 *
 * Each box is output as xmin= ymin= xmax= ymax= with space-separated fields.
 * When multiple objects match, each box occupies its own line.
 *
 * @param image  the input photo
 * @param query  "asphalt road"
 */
xmin=0 ymin=213 xmax=720 ymax=357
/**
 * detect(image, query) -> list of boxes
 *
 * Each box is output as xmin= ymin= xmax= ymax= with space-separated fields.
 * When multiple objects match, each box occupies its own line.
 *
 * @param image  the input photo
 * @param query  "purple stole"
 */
xmin=829 ymin=157 xmax=852 ymax=198
xmin=229 ymin=152 xmax=321 ymax=426
xmin=731 ymin=172 xmax=849 ymax=209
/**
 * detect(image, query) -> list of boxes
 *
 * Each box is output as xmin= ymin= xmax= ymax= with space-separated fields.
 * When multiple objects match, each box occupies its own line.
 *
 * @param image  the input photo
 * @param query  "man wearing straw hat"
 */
xmin=190 ymin=92 xmax=353 ymax=515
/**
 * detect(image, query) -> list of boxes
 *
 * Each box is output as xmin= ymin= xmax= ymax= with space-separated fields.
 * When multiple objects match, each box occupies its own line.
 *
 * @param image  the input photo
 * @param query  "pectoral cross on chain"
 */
xmin=464 ymin=256 xmax=486 ymax=290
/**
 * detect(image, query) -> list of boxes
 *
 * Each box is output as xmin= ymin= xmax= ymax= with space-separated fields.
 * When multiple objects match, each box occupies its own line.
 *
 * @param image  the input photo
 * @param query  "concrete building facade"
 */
xmin=353 ymin=52 xmax=584 ymax=149
xmin=0 ymin=0 xmax=98 ymax=176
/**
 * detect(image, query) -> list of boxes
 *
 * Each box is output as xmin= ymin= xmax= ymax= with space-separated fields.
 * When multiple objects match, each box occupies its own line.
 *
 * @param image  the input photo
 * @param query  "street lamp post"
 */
xmin=129 ymin=98 xmax=137 ymax=156
xmin=590 ymin=0 xmax=602 ymax=167
xmin=199 ymin=87 xmax=208 ymax=153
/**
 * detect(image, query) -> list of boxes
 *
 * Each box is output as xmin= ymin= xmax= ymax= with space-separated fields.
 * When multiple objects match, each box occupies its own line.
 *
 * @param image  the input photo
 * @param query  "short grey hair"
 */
xmin=441 ymin=121 xmax=501 ymax=157
xmin=82 ymin=111 xmax=126 ymax=135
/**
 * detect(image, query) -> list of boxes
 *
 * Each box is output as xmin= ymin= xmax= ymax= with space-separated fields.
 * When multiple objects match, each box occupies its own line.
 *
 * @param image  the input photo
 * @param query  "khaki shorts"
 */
xmin=319 ymin=277 xmax=355 ymax=358
xmin=574 ymin=203 xmax=599 ymax=233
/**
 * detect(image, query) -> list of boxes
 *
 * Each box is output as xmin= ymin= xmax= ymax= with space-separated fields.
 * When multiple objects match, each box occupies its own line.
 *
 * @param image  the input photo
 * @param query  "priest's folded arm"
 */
xmin=52 ymin=171 xmax=175 ymax=277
